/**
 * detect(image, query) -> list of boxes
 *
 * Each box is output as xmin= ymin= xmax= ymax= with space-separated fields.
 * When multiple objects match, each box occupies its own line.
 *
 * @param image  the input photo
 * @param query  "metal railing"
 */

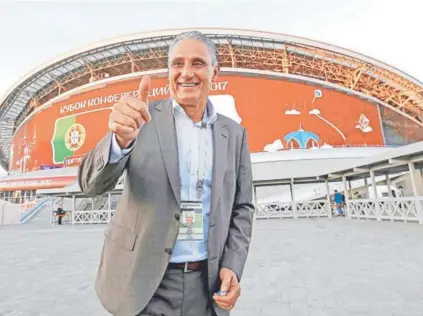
xmin=347 ymin=197 xmax=423 ymax=223
xmin=255 ymin=200 xmax=331 ymax=219
xmin=71 ymin=209 xmax=115 ymax=225
xmin=39 ymin=196 xmax=423 ymax=225
xmin=19 ymin=199 xmax=50 ymax=223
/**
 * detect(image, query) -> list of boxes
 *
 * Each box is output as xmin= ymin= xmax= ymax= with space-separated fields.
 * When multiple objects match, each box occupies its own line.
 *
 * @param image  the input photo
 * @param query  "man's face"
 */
xmin=168 ymin=39 xmax=219 ymax=107
xmin=186 ymin=214 xmax=193 ymax=225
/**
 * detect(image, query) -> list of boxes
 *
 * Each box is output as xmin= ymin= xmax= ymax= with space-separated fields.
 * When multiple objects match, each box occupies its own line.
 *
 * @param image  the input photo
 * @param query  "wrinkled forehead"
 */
xmin=169 ymin=39 xmax=212 ymax=64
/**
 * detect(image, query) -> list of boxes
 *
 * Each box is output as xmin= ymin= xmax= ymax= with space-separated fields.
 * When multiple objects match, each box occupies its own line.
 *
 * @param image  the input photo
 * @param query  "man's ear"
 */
xmin=212 ymin=64 xmax=221 ymax=82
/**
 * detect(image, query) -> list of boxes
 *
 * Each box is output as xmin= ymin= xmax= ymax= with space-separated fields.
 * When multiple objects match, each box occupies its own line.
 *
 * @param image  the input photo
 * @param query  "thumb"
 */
xmin=139 ymin=75 xmax=151 ymax=103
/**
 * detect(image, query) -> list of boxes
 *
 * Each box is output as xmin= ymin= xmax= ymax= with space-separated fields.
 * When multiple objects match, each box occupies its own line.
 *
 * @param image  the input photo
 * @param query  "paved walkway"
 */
xmin=1 ymin=218 xmax=422 ymax=316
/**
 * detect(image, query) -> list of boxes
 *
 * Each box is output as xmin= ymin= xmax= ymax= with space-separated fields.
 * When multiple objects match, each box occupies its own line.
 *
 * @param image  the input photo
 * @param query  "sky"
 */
xmin=0 ymin=0 xmax=422 ymax=174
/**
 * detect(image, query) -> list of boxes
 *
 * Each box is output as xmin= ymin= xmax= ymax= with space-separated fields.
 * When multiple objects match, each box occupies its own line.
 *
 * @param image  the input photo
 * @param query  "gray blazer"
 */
xmin=78 ymin=98 xmax=255 ymax=316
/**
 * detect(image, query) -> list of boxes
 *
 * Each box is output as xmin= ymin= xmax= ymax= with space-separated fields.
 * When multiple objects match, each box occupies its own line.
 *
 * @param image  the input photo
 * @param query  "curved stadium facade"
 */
xmin=1 ymin=27 xmax=423 ymax=193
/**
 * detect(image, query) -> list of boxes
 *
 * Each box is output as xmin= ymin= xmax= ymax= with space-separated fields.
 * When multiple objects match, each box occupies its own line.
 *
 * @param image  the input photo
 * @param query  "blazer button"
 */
xmin=174 ymin=214 xmax=180 ymax=220
xmin=97 ymin=156 xmax=104 ymax=171
xmin=165 ymin=248 xmax=172 ymax=255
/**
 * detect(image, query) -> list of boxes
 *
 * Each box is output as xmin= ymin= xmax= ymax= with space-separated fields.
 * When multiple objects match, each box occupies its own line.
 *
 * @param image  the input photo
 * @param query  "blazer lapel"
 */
xmin=153 ymin=99 xmax=181 ymax=205
xmin=210 ymin=115 xmax=228 ymax=215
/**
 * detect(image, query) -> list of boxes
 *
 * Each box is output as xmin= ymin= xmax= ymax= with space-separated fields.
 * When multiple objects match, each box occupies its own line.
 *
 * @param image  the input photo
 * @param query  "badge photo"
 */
xmin=182 ymin=211 xmax=196 ymax=226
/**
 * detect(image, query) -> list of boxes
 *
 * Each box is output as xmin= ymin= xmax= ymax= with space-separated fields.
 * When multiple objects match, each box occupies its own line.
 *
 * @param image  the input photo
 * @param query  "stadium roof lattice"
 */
xmin=1 ymin=27 xmax=423 ymax=171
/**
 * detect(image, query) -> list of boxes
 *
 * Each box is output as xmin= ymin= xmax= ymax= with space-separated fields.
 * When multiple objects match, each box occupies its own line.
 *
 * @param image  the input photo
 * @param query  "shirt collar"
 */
xmin=171 ymin=98 xmax=217 ymax=126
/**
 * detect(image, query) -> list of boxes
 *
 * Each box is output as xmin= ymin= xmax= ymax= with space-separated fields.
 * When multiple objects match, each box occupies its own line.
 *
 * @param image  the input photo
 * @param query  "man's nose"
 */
xmin=181 ymin=66 xmax=194 ymax=78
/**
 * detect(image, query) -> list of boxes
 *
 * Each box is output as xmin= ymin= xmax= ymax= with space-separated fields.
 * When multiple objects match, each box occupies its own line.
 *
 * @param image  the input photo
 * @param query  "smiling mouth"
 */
xmin=178 ymin=83 xmax=199 ymax=87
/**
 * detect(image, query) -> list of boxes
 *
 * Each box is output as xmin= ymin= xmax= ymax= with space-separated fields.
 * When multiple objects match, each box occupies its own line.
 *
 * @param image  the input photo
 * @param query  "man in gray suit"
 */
xmin=78 ymin=30 xmax=255 ymax=316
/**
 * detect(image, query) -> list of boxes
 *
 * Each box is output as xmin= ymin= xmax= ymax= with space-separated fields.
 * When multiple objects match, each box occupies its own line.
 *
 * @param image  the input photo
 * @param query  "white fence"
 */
xmin=52 ymin=197 xmax=423 ymax=225
xmin=59 ymin=201 xmax=331 ymax=225
xmin=255 ymin=200 xmax=330 ymax=219
xmin=347 ymin=197 xmax=423 ymax=224
xmin=255 ymin=198 xmax=423 ymax=224
xmin=70 ymin=209 xmax=115 ymax=224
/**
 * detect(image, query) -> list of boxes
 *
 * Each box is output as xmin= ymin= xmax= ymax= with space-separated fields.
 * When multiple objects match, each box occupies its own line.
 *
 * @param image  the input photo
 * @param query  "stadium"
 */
xmin=1 ymin=27 xmax=423 ymax=224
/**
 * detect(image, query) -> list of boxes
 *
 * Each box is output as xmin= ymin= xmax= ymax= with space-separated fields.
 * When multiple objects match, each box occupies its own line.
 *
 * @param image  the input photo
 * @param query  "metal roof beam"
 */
xmin=353 ymin=167 xmax=368 ymax=172
xmin=411 ymin=154 xmax=423 ymax=163
xmin=389 ymin=158 xmax=409 ymax=164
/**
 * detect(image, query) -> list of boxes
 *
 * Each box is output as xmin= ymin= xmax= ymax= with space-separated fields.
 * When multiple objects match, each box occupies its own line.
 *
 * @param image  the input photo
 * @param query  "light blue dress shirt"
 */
xmin=110 ymin=99 xmax=217 ymax=263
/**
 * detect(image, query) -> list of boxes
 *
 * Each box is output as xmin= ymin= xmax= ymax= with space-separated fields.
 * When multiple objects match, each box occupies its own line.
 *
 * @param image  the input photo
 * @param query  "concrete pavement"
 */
xmin=1 ymin=218 xmax=422 ymax=316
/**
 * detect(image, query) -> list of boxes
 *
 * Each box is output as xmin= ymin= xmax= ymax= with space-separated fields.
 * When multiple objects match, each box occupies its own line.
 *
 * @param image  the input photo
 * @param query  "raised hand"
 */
xmin=109 ymin=75 xmax=152 ymax=148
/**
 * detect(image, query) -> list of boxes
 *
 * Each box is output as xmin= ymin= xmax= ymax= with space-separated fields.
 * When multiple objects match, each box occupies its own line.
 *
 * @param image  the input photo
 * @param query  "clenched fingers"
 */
xmin=109 ymin=110 xmax=138 ymax=134
xmin=214 ymin=299 xmax=233 ymax=310
xmin=110 ymin=121 xmax=135 ymax=136
xmin=213 ymin=287 xmax=241 ymax=310
xmin=113 ymin=101 xmax=145 ymax=129
xmin=120 ymin=96 xmax=151 ymax=123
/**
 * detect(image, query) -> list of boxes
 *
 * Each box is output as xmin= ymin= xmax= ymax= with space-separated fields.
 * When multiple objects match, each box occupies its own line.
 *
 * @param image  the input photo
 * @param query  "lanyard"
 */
xmin=195 ymin=122 xmax=209 ymax=200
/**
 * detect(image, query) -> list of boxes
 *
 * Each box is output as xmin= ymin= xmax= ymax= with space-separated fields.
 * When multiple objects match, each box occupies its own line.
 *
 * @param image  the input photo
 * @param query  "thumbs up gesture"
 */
xmin=109 ymin=76 xmax=152 ymax=149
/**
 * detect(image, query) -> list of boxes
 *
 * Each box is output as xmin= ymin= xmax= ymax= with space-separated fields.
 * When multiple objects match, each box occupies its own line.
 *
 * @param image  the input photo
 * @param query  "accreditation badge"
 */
xmin=177 ymin=201 xmax=204 ymax=241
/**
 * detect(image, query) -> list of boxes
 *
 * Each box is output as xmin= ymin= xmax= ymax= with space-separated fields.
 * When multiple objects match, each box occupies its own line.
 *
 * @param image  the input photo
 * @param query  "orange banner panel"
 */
xmin=10 ymin=73 xmax=384 ymax=173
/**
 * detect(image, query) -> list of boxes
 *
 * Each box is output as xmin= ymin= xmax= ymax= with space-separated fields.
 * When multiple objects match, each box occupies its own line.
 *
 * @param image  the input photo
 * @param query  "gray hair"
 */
xmin=167 ymin=31 xmax=218 ymax=67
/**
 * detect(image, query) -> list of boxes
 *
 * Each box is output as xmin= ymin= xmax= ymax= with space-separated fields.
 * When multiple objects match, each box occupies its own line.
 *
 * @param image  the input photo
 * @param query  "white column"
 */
xmin=364 ymin=177 xmax=369 ymax=198
xmin=108 ymin=192 xmax=112 ymax=222
xmin=342 ymin=175 xmax=349 ymax=218
xmin=50 ymin=196 xmax=54 ymax=225
xmin=386 ymin=173 xmax=392 ymax=197
xmin=386 ymin=173 xmax=394 ymax=221
xmin=253 ymin=185 xmax=258 ymax=206
xmin=408 ymin=161 xmax=423 ymax=224
xmin=1 ymin=203 xmax=5 ymax=226
xmin=370 ymin=170 xmax=381 ymax=221
xmin=72 ymin=195 xmax=76 ymax=211
xmin=290 ymin=180 xmax=297 ymax=219
xmin=72 ymin=195 xmax=76 ymax=225
xmin=348 ymin=180 xmax=353 ymax=198
xmin=325 ymin=179 xmax=332 ymax=218
xmin=408 ymin=162 xmax=419 ymax=196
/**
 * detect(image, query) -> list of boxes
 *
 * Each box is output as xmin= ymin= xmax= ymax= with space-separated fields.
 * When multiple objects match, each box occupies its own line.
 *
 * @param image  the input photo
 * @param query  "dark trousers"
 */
xmin=138 ymin=265 xmax=216 ymax=316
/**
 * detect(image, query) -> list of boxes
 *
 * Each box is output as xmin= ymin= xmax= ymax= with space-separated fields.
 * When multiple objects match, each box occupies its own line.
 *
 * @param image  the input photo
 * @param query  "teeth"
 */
xmin=180 ymin=83 xmax=197 ymax=87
